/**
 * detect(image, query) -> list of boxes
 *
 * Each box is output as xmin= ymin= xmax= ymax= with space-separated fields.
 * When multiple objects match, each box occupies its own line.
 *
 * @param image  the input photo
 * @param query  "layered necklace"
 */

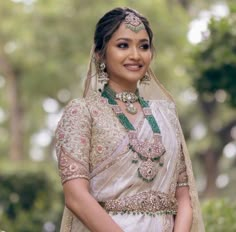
xmin=102 ymin=84 xmax=166 ymax=182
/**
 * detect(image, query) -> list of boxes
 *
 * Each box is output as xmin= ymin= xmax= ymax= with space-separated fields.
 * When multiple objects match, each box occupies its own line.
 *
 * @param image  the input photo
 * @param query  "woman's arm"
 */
xmin=63 ymin=178 xmax=123 ymax=232
xmin=174 ymin=186 xmax=192 ymax=232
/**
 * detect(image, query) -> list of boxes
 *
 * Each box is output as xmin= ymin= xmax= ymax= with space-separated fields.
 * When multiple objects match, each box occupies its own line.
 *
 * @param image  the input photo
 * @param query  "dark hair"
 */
xmin=94 ymin=7 xmax=154 ymax=59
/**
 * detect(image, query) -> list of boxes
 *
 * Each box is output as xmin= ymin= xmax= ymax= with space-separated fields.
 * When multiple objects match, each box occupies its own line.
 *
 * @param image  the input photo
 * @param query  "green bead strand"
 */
xmin=102 ymin=85 xmax=161 ymax=135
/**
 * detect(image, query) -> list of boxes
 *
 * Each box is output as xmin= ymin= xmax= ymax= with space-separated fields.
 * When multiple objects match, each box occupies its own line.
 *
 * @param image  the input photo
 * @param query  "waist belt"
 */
xmin=99 ymin=190 xmax=177 ymax=216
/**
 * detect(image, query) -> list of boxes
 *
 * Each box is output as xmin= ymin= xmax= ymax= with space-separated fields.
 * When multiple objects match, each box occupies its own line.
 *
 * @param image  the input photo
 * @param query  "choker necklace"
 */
xmin=102 ymin=84 xmax=166 ymax=182
xmin=104 ymin=85 xmax=139 ymax=115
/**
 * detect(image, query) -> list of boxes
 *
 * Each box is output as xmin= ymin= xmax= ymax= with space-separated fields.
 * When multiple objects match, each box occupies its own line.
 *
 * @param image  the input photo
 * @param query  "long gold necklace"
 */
xmin=102 ymin=84 xmax=166 ymax=182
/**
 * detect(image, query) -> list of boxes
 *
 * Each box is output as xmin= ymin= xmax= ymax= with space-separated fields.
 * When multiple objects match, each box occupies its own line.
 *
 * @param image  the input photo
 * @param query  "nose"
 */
xmin=129 ymin=47 xmax=141 ymax=60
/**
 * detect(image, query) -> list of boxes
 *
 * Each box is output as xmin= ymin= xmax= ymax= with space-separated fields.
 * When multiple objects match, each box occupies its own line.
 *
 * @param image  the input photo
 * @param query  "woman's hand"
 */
xmin=63 ymin=178 xmax=123 ymax=232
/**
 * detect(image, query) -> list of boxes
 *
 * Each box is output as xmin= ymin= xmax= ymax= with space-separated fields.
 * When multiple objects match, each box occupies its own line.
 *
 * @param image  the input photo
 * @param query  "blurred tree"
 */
xmin=0 ymin=169 xmax=63 ymax=231
xmin=194 ymin=10 xmax=236 ymax=107
xmin=191 ymin=4 xmax=236 ymax=196
xmin=0 ymin=1 xmax=25 ymax=160
xmin=2 ymin=0 xmax=236 ymax=230
xmin=0 ymin=0 xmax=106 ymax=160
xmin=202 ymin=198 xmax=236 ymax=232
xmin=0 ymin=0 xmax=190 ymax=161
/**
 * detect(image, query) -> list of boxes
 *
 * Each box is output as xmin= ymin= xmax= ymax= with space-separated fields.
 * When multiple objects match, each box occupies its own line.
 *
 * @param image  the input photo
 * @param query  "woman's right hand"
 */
xmin=63 ymin=178 xmax=124 ymax=232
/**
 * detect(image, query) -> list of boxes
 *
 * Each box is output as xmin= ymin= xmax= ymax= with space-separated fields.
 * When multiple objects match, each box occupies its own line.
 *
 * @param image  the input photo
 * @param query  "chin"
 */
xmin=124 ymin=78 xmax=141 ymax=84
xmin=125 ymin=74 xmax=143 ymax=82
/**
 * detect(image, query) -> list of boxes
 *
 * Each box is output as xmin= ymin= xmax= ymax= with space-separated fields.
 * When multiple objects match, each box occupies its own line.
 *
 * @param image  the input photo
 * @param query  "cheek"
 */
xmin=105 ymin=60 xmax=118 ymax=75
xmin=105 ymin=52 xmax=124 ymax=70
xmin=143 ymin=58 xmax=151 ymax=69
xmin=145 ymin=52 xmax=152 ymax=63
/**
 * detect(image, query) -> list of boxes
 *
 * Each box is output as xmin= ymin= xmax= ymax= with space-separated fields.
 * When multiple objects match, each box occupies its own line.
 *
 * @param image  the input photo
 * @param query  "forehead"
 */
xmin=110 ymin=22 xmax=150 ymax=41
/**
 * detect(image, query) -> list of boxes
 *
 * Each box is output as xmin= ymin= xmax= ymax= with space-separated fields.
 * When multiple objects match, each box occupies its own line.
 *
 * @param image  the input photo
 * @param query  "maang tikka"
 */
xmin=124 ymin=12 xmax=145 ymax=33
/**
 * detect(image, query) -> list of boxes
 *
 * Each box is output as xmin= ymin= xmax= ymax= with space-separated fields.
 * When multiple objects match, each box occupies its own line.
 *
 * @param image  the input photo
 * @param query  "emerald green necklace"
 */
xmin=102 ymin=84 xmax=166 ymax=182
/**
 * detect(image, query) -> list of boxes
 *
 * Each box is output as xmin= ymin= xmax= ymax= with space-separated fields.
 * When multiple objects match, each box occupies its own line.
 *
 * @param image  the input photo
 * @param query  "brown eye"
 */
xmin=140 ymin=44 xmax=150 ymax=50
xmin=117 ymin=43 xmax=129 ymax=49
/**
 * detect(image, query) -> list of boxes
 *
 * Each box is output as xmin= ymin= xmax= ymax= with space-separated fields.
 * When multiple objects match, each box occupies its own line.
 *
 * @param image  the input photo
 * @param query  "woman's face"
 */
xmin=104 ymin=22 xmax=152 ymax=88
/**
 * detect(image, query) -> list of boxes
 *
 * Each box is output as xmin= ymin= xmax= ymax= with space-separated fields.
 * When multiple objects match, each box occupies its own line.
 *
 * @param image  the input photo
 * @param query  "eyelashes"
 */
xmin=117 ymin=43 xmax=150 ymax=50
xmin=140 ymin=44 xmax=150 ymax=50
xmin=117 ymin=43 xmax=129 ymax=49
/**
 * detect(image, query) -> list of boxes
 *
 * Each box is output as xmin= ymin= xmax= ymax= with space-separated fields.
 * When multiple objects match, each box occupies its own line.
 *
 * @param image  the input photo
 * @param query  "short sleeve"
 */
xmin=177 ymin=144 xmax=189 ymax=187
xmin=55 ymin=99 xmax=91 ymax=184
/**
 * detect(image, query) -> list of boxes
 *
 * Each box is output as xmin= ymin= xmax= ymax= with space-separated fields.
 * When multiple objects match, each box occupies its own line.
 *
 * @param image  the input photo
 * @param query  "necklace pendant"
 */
xmin=116 ymin=92 xmax=138 ymax=103
xmin=138 ymin=158 xmax=158 ymax=182
xmin=126 ymin=103 xmax=137 ymax=115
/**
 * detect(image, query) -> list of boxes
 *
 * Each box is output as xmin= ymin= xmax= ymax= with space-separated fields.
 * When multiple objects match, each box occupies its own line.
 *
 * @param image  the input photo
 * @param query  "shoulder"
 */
xmin=61 ymin=98 xmax=89 ymax=118
xmin=64 ymin=91 xmax=102 ymax=114
xmin=84 ymin=89 xmax=104 ymax=105
xmin=64 ymin=97 xmax=87 ymax=110
xmin=83 ymin=90 xmax=110 ymax=114
xmin=60 ymin=90 xmax=105 ymax=120
xmin=57 ymin=97 xmax=92 ymax=128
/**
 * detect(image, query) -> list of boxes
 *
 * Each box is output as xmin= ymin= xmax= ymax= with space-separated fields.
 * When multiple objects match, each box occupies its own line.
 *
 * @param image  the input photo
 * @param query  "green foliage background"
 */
xmin=202 ymin=199 xmax=236 ymax=232
xmin=0 ymin=162 xmax=63 ymax=231
xmin=0 ymin=0 xmax=235 ymax=231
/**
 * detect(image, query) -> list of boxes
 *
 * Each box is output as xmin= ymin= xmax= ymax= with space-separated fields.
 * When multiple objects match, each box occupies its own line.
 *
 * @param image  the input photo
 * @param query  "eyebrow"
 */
xmin=116 ymin=38 xmax=149 ymax=42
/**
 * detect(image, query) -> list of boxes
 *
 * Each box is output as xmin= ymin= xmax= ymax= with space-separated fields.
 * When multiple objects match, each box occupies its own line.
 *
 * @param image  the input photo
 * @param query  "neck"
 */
xmin=108 ymin=80 xmax=137 ymax=93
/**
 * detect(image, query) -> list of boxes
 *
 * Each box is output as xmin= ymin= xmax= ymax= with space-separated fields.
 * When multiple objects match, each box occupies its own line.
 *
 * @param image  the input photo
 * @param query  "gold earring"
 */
xmin=98 ymin=62 xmax=109 ymax=83
xmin=140 ymin=73 xmax=151 ymax=85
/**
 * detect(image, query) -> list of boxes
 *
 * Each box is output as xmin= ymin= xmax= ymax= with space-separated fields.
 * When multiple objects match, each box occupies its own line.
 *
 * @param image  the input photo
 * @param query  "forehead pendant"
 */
xmin=124 ymin=12 xmax=145 ymax=33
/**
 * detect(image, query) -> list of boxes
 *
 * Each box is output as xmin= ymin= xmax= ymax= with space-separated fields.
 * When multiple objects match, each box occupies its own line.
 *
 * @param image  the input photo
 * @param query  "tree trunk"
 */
xmin=7 ymin=73 xmax=24 ymax=161
xmin=202 ymin=149 xmax=219 ymax=197
xmin=0 ymin=52 xmax=24 ymax=161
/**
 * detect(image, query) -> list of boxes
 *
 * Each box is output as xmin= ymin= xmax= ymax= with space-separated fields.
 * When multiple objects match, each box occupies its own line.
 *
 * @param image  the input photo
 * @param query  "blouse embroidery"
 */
xmin=58 ymin=149 xmax=90 ymax=184
xmin=85 ymin=92 xmax=127 ymax=170
xmin=177 ymin=144 xmax=189 ymax=187
xmin=56 ymin=92 xmax=188 ymax=190
xmin=55 ymin=92 xmax=128 ymax=183
xmin=55 ymin=98 xmax=91 ymax=184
